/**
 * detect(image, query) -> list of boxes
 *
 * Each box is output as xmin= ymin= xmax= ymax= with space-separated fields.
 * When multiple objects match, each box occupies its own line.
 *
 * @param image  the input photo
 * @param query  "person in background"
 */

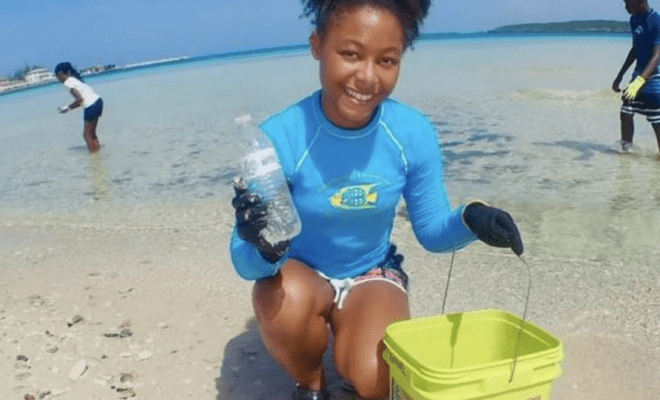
xmin=55 ymin=62 xmax=103 ymax=153
xmin=229 ymin=0 xmax=524 ymax=399
xmin=613 ymin=0 xmax=660 ymax=154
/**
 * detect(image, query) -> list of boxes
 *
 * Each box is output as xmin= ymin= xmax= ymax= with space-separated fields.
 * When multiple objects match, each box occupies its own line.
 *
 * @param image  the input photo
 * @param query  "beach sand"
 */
xmin=2 ymin=211 xmax=660 ymax=400
xmin=4 ymin=36 xmax=660 ymax=399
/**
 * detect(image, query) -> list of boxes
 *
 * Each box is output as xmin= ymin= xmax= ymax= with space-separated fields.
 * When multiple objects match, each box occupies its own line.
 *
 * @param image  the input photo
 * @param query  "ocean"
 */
xmin=1 ymin=34 xmax=659 ymax=263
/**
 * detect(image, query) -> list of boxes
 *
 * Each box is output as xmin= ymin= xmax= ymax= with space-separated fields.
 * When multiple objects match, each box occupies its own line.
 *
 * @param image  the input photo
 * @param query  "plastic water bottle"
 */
xmin=236 ymin=114 xmax=301 ymax=245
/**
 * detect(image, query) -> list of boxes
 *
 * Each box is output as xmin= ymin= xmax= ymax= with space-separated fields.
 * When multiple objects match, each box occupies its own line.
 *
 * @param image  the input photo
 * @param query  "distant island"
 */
xmin=489 ymin=20 xmax=629 ymax=34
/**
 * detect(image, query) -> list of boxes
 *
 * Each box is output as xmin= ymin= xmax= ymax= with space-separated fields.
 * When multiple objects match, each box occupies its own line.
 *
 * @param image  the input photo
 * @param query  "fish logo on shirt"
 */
xmin=330 ymin=183 xmax=379 ymax=210
xmin=635 ymin=26 xmax=644 ymax=35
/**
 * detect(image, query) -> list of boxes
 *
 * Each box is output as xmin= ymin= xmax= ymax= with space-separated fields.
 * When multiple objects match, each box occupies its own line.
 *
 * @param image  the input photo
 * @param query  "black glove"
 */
xmin=232 ymin=178 xmax=290 ymax=263
xmin=463 ymin=202 xmax=524 ymax=256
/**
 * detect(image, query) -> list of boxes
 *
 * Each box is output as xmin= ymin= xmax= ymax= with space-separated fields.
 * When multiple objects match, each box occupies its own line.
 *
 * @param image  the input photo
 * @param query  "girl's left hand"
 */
xmin=58 ymin=105 xmax=70 ymax=113
xmin=463 ymin=202 xmax=524 ymax=256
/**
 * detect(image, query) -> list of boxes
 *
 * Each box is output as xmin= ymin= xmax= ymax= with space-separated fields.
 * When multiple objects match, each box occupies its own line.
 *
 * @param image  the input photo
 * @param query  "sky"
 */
xmin=1 ymin=0 xmax=629 ymax=77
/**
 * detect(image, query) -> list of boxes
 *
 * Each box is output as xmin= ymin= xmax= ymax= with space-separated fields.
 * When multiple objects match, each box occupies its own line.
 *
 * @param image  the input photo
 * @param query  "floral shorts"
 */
xmin=317 ymin=245 xmax=409 ymax=310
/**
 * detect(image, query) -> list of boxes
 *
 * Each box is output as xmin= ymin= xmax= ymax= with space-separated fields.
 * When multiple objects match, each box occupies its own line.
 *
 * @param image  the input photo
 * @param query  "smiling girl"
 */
xmin=229 ymin=1 xmax=524 ymax=399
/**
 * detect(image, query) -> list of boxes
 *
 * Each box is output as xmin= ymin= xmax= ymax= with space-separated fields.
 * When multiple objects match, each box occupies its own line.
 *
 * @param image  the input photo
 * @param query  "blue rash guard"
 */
xmin=230 ymin=90 xmax=477 ymax=280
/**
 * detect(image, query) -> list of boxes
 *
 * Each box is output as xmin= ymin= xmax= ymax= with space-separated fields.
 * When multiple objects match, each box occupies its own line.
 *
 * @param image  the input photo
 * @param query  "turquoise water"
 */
xmin=1 ymin=35 xmax=659 ymax=261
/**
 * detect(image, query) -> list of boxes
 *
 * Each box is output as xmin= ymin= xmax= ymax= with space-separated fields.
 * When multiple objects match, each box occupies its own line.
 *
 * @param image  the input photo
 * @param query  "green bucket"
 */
xmin=383 ymin=309 xmax=563 ymax=400
xmin=383 ymin=255 xmax=563 ymax=400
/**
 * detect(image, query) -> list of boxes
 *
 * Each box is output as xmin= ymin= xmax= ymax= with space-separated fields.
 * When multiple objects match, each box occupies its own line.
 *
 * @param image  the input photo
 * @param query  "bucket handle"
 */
xmin=441 ymin=252 xmax=532 ymax=384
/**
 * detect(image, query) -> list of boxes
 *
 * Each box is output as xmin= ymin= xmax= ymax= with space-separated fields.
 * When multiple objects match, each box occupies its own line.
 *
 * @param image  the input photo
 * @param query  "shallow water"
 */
xmin=1 ymin=35 xmax=659 ymax=262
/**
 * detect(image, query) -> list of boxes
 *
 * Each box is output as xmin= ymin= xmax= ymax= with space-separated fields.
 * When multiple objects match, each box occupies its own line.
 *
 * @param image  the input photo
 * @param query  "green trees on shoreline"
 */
xmin=489 ymin=20 xmax=629 ymax=34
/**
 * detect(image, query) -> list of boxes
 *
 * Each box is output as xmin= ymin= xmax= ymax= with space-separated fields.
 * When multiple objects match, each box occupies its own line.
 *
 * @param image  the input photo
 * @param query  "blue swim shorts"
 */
xmin=84 ymin=98 xmax=103 ymax=121
xmin=621 ymin=75 xmax=660 ymax=124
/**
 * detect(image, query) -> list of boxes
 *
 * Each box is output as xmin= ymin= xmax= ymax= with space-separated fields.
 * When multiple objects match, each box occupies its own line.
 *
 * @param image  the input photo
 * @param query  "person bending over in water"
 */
xmin=55 ymin=62 xmax=103 ymax=153
xmin=613 ymin=0 xmax=660 ymax=154
xmin=229 ymin=0 xmax=524 ymax=399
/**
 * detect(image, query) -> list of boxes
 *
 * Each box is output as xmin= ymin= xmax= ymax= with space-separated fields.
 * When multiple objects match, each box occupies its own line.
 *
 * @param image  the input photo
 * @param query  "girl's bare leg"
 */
xmin=331 ymin=281 xmax=410 ymax=399
xmin=252 ymin=259 xmax=335 ymax=391
xmin=83 ymin=118 xmax=101 ymax=153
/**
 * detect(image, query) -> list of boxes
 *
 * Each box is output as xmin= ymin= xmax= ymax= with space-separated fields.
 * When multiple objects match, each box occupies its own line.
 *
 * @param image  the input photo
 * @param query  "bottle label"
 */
xmin=240 ymin=148 xmax=280 ymax=178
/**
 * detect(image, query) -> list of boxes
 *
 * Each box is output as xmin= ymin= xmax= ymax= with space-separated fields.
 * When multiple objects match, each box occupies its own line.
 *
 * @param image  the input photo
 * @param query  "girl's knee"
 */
xmin=253 ymin=268 xmax=327 ymax=331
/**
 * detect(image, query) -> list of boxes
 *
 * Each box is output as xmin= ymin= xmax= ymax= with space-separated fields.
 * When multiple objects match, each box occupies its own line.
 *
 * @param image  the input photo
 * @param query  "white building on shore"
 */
xmin=24 ymin=68 xmax=56 ymax=83
xmin=0 ymin=68 xmax=58 ymax=94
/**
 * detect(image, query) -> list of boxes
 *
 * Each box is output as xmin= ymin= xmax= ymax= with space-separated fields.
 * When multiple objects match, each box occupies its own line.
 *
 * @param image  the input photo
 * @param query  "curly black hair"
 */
xmin=301 ymin=0 xmax=431 ymax=49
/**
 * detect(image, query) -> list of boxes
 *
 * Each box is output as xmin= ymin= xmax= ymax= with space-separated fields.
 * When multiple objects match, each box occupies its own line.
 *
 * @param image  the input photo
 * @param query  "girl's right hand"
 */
xmin=58 ymin=105 xmax=70 ymax=113
xmin=232 ymin=177 xmax=290 ymax=263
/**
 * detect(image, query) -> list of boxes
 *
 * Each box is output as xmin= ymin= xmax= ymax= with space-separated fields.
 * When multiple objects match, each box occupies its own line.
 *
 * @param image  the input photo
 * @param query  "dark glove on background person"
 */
xmin=463 ymin=201 xmax=524 ymax=256
xmin=232 ymin=178 xmax=290 ymax=263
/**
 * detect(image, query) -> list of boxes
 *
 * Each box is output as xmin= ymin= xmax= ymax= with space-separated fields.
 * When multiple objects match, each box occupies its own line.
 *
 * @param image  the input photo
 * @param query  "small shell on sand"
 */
xmin=68 ymin=360 xmax=87 ymax=380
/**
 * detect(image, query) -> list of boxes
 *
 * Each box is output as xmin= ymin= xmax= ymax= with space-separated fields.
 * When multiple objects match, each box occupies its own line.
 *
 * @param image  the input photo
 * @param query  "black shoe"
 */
xmin=291 ymin=385 xmax=330 ymax=400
